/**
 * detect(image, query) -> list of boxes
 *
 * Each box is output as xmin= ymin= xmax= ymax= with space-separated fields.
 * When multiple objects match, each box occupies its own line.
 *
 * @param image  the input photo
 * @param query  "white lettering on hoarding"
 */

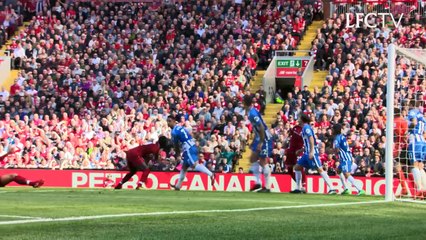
xmin=68 ymin=172 xmax=396 ymax=196
xmin=346 ymin=13 xmax=403 ymax=29
xmin=365 ymin=178 xmax=372 ymax=195
xmin=109 ymin=173 xmax=122 ymax=185
xmin=269 ymin=177 xmax=280 ymax=192
xmin=147 ymin=175 xmax=158 ymax=190
xmin=190 ymin=175 xmax=205 ymax=191
xmin=244 ymin=176 xmax=257 ymax=192
xmin=72 ymin=173 xmax=88 ymax=187
xmin=227 ymin=176 xmax=243 ymax=192
xmin=122 ymin=175 xmax=138 ymax=189
xmin=329 ymin=178 xmax=341 ymax=192
xmin=208 ymin=174 xmax=225 ymax=191
xmin=169 ymin=174 xmax=188 ymax=190
xmin=373 ymin=179 xmax=385 ymax=196
xmin=307 ymin=177 xmax=325 ymax=193
xmin=89 ymin=173 xmax=105 ymax=188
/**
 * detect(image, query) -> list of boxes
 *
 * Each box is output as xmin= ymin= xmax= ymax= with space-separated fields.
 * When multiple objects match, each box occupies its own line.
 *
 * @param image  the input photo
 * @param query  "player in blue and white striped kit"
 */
xmin=332 ymin=124 xmax=365 ymax=195
xmin=407 ymin=114 xmax=426 ymax=193
xmin=290 ymin=114 xmax=336 ymax=194
xmin=243 ymin=95 xmax=273 ymax=192
xmin=167 ymin=115 xmax=215 ymax=191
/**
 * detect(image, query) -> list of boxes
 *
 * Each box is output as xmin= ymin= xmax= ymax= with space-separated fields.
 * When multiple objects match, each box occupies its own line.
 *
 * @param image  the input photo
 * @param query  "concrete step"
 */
xmin=256 ymin=70 xmax=266 ymax=76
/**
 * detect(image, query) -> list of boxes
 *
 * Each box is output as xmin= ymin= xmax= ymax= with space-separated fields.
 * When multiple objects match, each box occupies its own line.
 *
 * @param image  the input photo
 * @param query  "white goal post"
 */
xmin=385 ymin=44 xmax=396 ymax=202
xmin=386 ymin=44 xmax=426 ymax=202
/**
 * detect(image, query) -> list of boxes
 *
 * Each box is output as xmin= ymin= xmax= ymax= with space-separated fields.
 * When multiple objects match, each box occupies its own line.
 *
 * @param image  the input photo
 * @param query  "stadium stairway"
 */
xmin=294 ymin=21 xmax=323 ymax=57
xmin=291 ymin=20 xmax=328 ymax=92
xmin=309 ymin=70 xmax=328 ymax=92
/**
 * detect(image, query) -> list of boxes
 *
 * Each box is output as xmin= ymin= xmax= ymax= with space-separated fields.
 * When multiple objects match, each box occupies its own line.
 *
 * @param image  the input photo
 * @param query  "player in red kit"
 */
xmin=285 ymin=124 xmax=306 ymax=191
xmin=114 ymin=136 xmax=170 ymax=190
xmin=393 ymin=108 xmax=408 ymax=160
xmin=0 ymin=147 xmax=44 ymax=188
xmin=392 ymin=108 xmax=409 ymax=195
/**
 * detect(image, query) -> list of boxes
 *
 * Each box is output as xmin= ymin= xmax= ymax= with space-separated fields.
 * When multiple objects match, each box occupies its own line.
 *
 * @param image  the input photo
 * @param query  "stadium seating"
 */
xmin=0 ymin=0 xmax=314 ymax=173
xmin=271 ymin=10 xmax=426 ymax=175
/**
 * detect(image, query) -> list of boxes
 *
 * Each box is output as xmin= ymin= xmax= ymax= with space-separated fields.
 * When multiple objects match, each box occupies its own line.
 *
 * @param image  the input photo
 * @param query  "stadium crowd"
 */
xmin=0 ymin=0 xmax=316 ymax=173
xmin=270 ymin=10 xmax=426 ymax=176
xmin=0 ymin=0 xmax=26 ymax=48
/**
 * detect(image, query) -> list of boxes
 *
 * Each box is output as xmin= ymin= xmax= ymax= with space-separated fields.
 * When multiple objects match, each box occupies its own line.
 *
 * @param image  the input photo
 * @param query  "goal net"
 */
xmin=387 ymin=45 xmax=426 ymax=202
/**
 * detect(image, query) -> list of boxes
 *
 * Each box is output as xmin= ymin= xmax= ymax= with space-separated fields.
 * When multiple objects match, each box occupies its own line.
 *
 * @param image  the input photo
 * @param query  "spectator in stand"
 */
xmin=271 ymin=9 xmax=425 ymax=177
xmin=1 ymin=1 xmax=316 ymax=172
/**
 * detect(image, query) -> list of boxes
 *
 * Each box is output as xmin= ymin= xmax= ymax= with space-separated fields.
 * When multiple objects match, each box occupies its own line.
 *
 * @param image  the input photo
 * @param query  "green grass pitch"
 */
xmin=0 ymin=188 xmax=425 ymax=240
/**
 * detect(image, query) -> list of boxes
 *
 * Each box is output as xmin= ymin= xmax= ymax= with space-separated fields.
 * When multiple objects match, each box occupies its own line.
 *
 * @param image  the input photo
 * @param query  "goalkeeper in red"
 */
xmin=115 ymin=136 xmax=170 ymax=190
xmin=0 ymin=147 xmax=44 ymax=188
xmin=332 ymin=124 xmax=365 ymax=195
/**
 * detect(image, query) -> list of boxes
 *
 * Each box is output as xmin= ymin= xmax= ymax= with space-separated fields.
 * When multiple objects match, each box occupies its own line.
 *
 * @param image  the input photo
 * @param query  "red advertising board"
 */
xmin=276 ymin=68 xmax=300 ymax=77
xmin=0 ymin=169 xmax=404 ymax=196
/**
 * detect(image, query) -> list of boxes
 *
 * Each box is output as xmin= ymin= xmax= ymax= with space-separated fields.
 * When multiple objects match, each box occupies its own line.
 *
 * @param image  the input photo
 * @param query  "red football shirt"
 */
xmin=126 ymin=143 xmax=160 ymax=159
xmin=288 ymin=125 xmax=303 ymax=151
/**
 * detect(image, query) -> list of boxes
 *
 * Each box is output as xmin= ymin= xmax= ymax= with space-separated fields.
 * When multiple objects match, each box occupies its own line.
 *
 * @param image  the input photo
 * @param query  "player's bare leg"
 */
xmin=115 ymin=170 xmax=137 ymax=189
xmin=258 ymin=157 xmax=270 ymax=193
xmin=136 ymin=162 xmax=150 ymax=190
xmin=193 ymin=162 xmax=215 ymax=186
xmin=0 ymin=174 xmax=44 ymax=188
xmin=136 ymin=169 xmax=150 ymax=190
xmin=419 ymin=162 xmax=426 ymax=197
xmin=290 ymin=164 xmax=305 ymax=193
xmin=288 ymin=164 xmax=306 ymax=192
xmin=249 ymin=151 xmax=262 ymax=191
xmin=317 ymin=167 xmax=337 ymax=194
xmin=411 ymin=162 xmax=424 ymax=198
xmin=170 ymin=165 xmax=188 ymax=191
xmin=343 ymin=172 xmax=365 ymax=195
xmin=395 ymin=163 xmax=409 ymax=196
xmin=337 ymin=169 xmax=349 ymax=194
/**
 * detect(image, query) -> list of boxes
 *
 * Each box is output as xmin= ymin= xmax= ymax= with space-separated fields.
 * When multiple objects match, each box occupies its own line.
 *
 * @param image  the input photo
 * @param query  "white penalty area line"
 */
xmin=0 ymin=189 xmax=100 ymax=193
xmin=0 ymin=200 xmax=385 ymax=226
xmin=0 ymin=215 xmax=45 ymax=220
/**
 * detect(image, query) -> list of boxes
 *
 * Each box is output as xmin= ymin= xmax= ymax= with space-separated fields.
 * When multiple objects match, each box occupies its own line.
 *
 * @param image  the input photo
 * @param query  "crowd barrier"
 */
xmin=0 ymin=169 xmax=404 ymax=196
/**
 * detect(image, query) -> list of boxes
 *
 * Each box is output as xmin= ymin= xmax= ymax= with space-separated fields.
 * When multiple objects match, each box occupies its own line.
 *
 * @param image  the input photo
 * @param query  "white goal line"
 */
xmin=0 ymin=200 xmax=386 ymax=226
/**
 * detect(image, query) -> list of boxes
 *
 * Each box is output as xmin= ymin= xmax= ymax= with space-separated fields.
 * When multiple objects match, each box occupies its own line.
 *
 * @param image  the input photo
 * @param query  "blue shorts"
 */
xmin=338 ymin=160 xmax=352 ymax=174
xmin=297 ymin=153 xmax=322 ymax=170
xmin=407 ymin=143 xmax=426 ymax=163
xmin=182 ymin=146 xmax=198 ymax=167
xmin=250 ymin=139 xmax=273 ymax=158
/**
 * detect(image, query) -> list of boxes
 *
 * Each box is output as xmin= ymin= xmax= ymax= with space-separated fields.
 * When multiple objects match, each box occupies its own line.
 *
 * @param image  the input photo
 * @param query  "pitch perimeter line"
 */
xmin=0 ymin=215 xmax=45 ymax=219
xmin=0 ymin=200 xmax=385 ymax=226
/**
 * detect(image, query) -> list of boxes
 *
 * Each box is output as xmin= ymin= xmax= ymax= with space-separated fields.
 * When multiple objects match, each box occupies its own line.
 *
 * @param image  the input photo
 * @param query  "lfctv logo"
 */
xmin=346 ymin=13 xmax=404 ymax=29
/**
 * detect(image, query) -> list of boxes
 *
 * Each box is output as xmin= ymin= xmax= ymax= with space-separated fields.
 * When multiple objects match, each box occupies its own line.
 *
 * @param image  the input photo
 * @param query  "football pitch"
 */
xmin=0 ymin=188 xmax=425 ymax=240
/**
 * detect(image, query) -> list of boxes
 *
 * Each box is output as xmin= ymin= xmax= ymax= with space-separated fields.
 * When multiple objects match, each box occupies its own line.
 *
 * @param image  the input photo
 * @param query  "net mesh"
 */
xmin=393 ymin=47 xmax=426 ymax=201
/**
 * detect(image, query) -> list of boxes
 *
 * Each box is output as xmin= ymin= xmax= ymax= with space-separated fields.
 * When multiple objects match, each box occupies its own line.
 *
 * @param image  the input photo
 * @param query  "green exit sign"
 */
xmin=276 ymin=59 xmax=302 ymax=68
